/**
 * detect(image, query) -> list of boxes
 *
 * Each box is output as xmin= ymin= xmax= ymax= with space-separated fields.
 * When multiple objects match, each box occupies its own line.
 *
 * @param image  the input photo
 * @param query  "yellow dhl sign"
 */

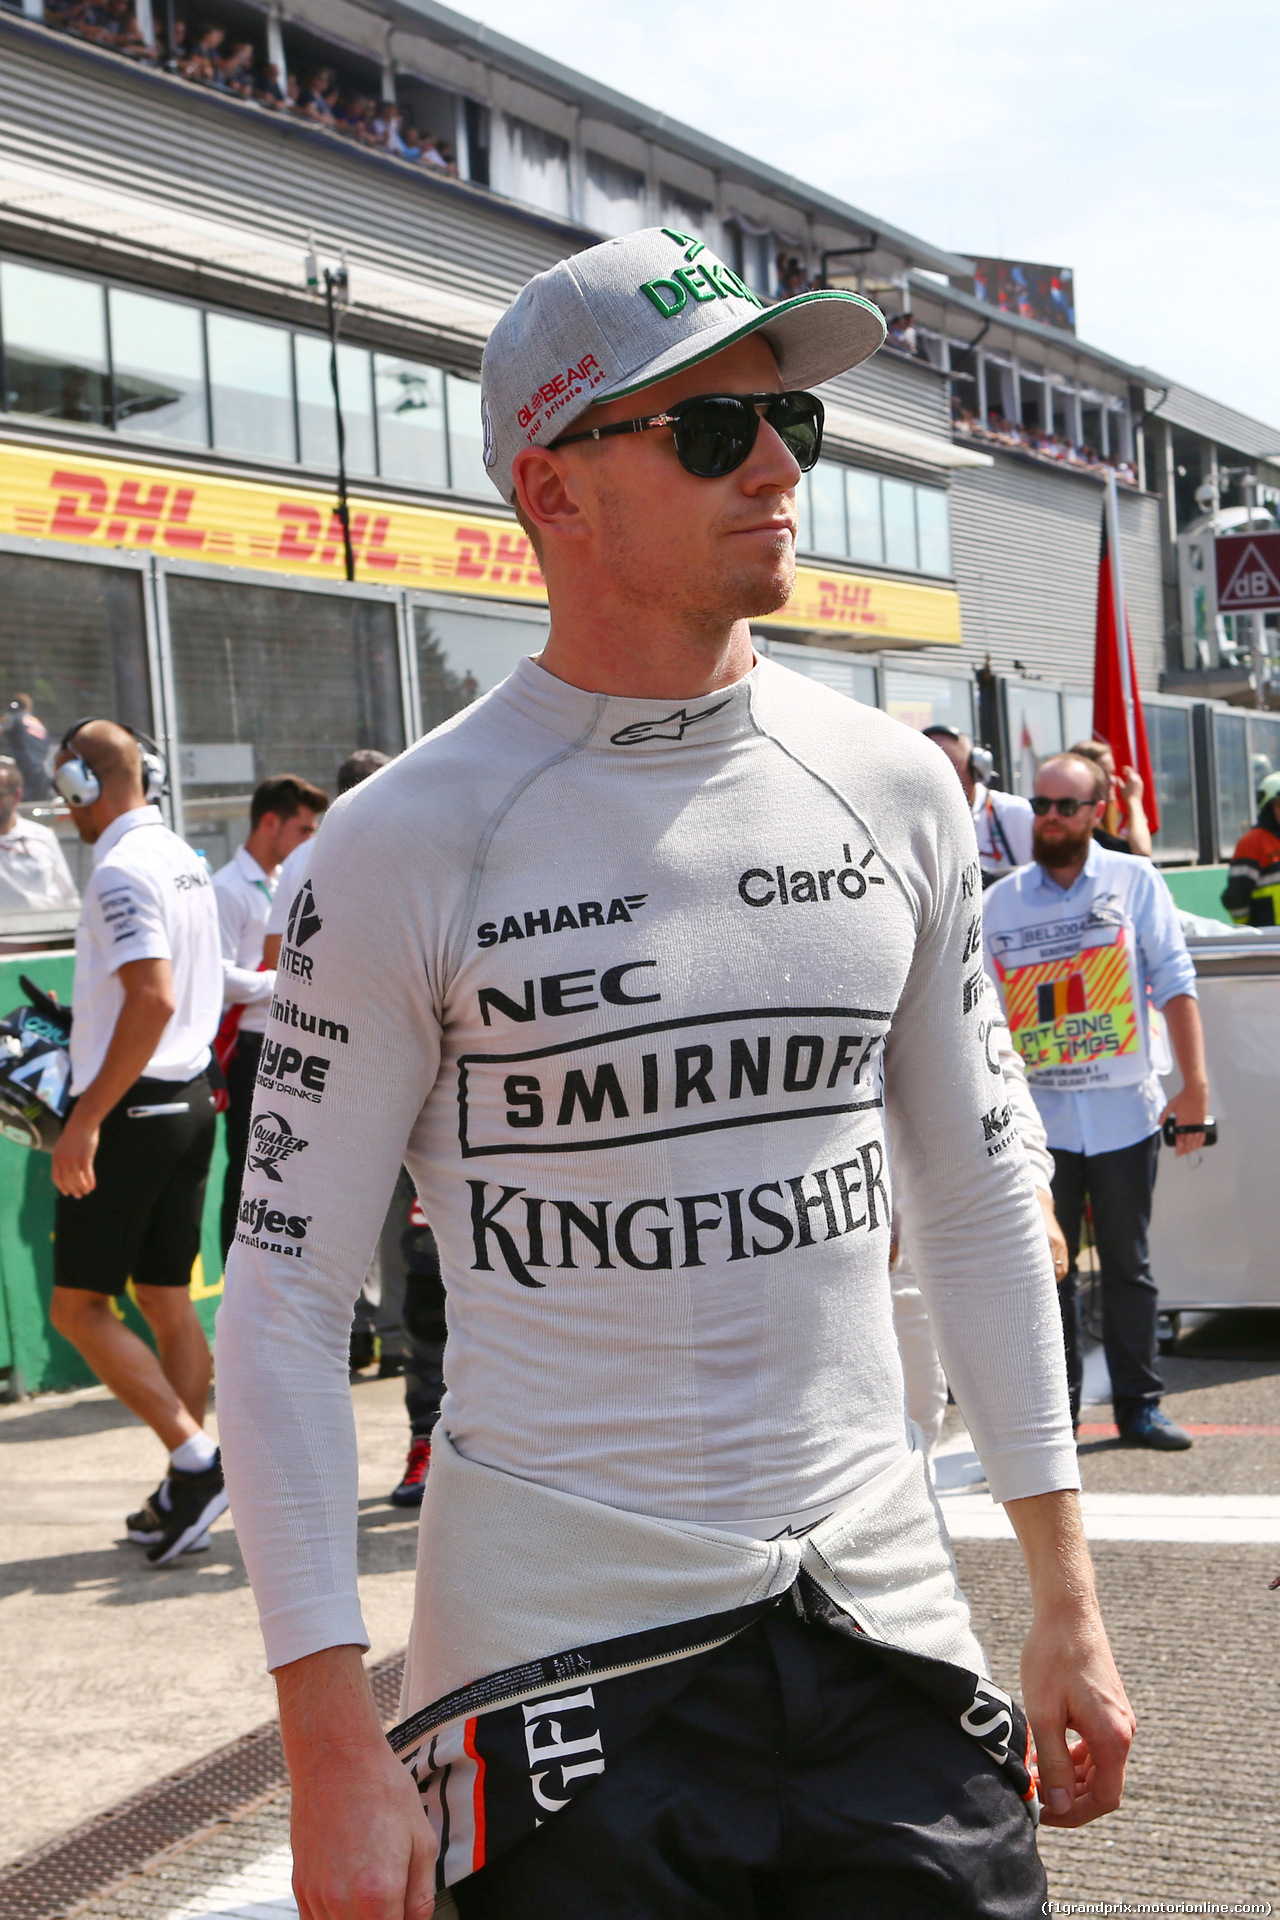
xmin=0 ymin=441 xmax=961 ymax=644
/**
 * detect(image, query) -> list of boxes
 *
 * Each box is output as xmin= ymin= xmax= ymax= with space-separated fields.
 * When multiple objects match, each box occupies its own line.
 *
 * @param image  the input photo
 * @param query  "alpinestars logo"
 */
xmin=610 ymin=701 xmax=729 ymax=746
xmin=287 ymin=881 xmax=322 ymax=949
xmin=246 ymin=1110 xmax=308 ymax=1182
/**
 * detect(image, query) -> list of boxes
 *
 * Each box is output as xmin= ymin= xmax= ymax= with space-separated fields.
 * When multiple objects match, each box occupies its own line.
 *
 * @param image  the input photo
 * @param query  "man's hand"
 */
xmin=1118 ymin=764 xmax=1143 ymax=806
xmin=51 ymin=1107 xmax=101 ymax=1197
xmin=1005 ymin=1490 xmax=1135 ymax=1828
xmin=1035 ymin=1187 xmax=1069 ymax=1282
xmin=1158 ymin=993 xmax=1209 ymax=1156
xmin=1019 ymin=1594 xmax=1135 ymax=1826
xmin=277 ymin=1645 xmax=437 ymax=1920
xmin=1159 ymin=1082 xmax=1208 ymax=1156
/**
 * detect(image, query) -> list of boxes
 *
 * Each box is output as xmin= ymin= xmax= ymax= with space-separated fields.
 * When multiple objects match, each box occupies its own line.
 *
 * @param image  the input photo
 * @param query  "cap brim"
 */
xmin=596 ymin=288 xmax=887 ymax=404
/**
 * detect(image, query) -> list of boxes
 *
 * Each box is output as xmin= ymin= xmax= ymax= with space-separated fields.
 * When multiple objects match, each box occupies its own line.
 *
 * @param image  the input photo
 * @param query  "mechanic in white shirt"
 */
xmin=213 ymin=776 xmax=327 ymax=1261
xmin=924 ymin=724 xmax=1034 ymax=885
xmin=47 ymin=720 xmax=227 ymax=1568
xmin=0 ymin=755 xmax=79 ymax=911
xmin=259 ymin=752 xmax=389 ymax=1379
xmin=260 ymin=752 xmax=388 ymax=971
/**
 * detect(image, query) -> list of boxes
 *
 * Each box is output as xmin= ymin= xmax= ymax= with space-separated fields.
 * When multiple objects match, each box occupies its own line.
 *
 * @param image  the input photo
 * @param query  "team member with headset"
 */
xmin=213 ymin=776 xmax=328 ymax=1261
xmin=924 ymin=723 xmax=1035 ymax=886
xmin=48 ymin=719 xmax=228 ymax=1566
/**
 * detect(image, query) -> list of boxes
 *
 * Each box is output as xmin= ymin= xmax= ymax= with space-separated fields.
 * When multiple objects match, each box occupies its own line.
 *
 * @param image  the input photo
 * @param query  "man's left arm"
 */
xmin=1141 ymin=870 xmax=1207 ymax=1155
xmin=885 ymin=760 xmax=1132 ymax=1825
xmin=51 ymin=957 xmax=176 ymax=1197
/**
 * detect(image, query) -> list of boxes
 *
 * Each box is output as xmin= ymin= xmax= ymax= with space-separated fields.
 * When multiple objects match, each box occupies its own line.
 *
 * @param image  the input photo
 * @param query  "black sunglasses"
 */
xmin=1030 ymin=795 xmax=1092 ymax=817
xmin=552 ymin=390 xmax=824 ymax=479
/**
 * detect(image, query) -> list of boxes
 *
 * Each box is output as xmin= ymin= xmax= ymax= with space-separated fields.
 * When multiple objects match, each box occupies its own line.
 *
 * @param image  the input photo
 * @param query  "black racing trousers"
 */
xmin=1050 ymin=1129 xmax=1162 ymax=1425
xmin=452 ymin=1604 xmax=1045 ymax=1920
xmin=220 ymin=1031 xmax=263 ymax=1263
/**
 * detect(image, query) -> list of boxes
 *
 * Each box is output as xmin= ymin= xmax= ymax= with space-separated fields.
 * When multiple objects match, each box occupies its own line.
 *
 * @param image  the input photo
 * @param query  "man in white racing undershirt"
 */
xmin=218 ymin=228 xmax=1133 ymax=1920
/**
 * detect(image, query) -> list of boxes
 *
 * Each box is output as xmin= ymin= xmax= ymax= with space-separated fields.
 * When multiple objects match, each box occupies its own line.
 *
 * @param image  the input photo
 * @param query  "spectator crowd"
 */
xmin=951 ymin=396 xmax=1138 ymax=485
xmin=40 ymin=0 xmax=460 ymax=174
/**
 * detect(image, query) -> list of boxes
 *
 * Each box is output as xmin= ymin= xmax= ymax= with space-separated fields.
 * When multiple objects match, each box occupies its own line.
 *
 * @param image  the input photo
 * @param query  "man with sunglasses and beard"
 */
xmin=984 ymin=753 xmax=1206 ymax=1450
xmin=218 ymin=229 xmax=1133 ymax=1920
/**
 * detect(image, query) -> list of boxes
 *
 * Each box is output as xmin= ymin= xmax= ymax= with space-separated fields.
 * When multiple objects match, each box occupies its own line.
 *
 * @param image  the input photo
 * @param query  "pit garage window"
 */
xmin=1 ymin=261 xmax=110 ymax=428
xmin=0 ymin=550 xmax=154 ymax=889
xmin=795 ymin=460 xmax=951 ymax=578
xmin=414 ymin=601 xmax=550 ymax=736
xmin=165 ymin=574 xmax=405 ymax=871
xmin=883 ymin=667 xmax=974 ymax=736
xmin=0 ymin=256 xmax=490 ymax=499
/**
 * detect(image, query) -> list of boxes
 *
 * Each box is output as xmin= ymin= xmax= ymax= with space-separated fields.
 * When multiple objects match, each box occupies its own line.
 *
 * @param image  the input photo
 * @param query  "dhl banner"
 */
xmin=0 ymin=441 xmax=546 ymax=600
xmin=752 ymin=564 xmax=961 ymax=647
xmin=996 ymin=925 xmax=1148 ymax=1091
xmin=0 ymin=441 xmax=961 ymax=645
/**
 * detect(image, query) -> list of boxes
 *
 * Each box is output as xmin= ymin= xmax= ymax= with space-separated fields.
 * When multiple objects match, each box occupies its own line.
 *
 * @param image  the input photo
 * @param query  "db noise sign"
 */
xmin=1215 ymin=531 xmax=1280 ymax=612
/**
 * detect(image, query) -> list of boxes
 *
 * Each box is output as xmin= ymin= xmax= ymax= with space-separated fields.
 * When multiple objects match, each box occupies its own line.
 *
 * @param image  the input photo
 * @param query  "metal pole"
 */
xmin=1105 ymin=471 xmax=1136 ymax=761
xmin=163 ymin=0 xmax=177 ymax=67
xmin=1243 ymin=472 xmax=1267 ymax=707
xmin=324 ymin=267 xmax=356 ymax=584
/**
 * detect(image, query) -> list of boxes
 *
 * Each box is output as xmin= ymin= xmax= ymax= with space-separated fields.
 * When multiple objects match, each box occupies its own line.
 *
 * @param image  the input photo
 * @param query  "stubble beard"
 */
xmin=597 ymin=480 xmax=796 ymax=633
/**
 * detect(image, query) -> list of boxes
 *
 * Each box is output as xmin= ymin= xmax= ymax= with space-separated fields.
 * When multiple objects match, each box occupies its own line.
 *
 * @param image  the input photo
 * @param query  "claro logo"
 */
xmin=738 ymin=844 xmax=886 ymax=907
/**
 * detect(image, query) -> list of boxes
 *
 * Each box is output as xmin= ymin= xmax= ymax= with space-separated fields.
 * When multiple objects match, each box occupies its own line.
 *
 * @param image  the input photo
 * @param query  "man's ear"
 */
xmin=512 ymin=447 xmax=591 ymax=549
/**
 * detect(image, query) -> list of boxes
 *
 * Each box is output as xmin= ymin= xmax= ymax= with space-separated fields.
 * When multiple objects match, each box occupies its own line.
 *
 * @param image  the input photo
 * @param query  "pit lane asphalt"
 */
xmin=3 ymin=1317 xmax=1278 ymax=1913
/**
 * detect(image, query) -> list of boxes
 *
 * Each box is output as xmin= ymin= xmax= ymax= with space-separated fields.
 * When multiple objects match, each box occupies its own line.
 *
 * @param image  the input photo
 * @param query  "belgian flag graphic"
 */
xmin=1036 ymin=972 xmax=1087 ymax=1025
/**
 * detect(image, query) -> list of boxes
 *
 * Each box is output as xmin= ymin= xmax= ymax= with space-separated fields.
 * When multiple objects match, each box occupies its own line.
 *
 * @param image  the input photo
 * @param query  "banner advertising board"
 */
xmin=0 ymin=441 xmax=961 ymax=647
xmin=966 ymin=258 xmax=1075 ymax=334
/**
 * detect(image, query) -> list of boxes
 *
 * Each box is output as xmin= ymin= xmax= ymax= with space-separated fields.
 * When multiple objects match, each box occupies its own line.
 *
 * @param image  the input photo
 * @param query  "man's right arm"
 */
xmin=277 ymin=1648 xmax=437 ymax=1920
xmin=215 ymin=792 xmax=446 ymax=1906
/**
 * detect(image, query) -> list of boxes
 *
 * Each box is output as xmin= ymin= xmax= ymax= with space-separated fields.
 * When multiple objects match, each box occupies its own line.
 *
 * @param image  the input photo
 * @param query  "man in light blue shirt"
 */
xmin=984 ymin=751 xmax=1208 ymax=1449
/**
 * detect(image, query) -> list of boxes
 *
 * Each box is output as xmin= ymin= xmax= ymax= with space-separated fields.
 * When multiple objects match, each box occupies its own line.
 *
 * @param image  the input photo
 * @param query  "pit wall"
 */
xmin=0 ymin=954 xmax=226 ymax=1395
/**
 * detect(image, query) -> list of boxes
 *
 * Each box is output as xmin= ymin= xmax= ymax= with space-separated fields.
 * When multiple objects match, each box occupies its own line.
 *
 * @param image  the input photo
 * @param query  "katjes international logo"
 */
xmin=235 ymin=1192 xmax=311 ymax=1256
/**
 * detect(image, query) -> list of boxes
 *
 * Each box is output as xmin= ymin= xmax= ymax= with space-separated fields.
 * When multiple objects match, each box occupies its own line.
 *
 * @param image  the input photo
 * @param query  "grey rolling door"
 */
xmin=948 ymin=457 xmax=1164 ymax=691
xmin=821 ymin=351 xmax=952 ymax=439
xmin=0 ymin=32 xmax=572 ymax=317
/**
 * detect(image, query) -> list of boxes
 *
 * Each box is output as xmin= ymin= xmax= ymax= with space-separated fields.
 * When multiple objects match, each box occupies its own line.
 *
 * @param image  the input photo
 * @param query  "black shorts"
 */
xmin=54 ymin=1071 xmax=217 ymax=1297
xmin=453 ymin=1604 xmax=1045 ymax=1920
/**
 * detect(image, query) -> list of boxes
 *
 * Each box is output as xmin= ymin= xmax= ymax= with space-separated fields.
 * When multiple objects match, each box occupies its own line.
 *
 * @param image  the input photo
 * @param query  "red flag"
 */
xmin=1093 ymin=477 xmax=1159 ymax=832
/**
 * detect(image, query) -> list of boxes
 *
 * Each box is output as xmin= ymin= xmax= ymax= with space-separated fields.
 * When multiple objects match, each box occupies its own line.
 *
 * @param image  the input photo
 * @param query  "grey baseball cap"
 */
xmin=479 ymin=225 xmax=885 ymax=503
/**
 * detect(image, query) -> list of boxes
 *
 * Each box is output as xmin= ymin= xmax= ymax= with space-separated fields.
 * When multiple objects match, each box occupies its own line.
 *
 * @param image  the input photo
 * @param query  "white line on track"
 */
xmin=940 ymin=1488 xmax=1280 ymax=1542
xmin=163 ymin=1842 xmax=296 ymax=1920
xmin=933 ymin=1432 xmax=1280 ymax=1541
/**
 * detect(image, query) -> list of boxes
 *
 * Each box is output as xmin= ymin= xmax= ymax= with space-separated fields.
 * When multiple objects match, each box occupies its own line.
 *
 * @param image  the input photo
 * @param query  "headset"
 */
xmin=922 ymin=724 xmax=995 ymax=788
xmin=54 ymin=718 xmax=167 ymax=809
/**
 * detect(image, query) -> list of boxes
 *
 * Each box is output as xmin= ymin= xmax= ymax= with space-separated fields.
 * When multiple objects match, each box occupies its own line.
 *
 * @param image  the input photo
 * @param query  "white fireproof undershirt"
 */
xmin=217 ymin=657 xmax=1077 ymax=1671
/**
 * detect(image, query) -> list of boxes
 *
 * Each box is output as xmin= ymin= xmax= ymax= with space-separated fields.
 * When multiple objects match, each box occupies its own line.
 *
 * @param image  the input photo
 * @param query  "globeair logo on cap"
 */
xmin=498 ymin=229 xmax=766 ymax=466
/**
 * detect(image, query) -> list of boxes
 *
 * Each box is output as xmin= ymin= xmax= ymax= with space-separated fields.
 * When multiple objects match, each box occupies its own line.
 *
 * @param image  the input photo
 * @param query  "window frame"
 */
xmin=795 ymin=456 xmax=953 ymax=582
xmin=0 ymin=248 xmax=493 ymax=505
